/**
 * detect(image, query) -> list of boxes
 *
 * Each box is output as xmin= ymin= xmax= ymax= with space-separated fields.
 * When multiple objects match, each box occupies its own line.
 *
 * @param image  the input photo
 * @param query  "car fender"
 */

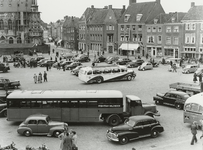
xmin=49 ymin=127 xmax=64 ymax=135
xmin=117 ymin=131 xmax=139 ymax=138
xmin=18 ymin=127 xmax=33 ymax=135
xmin=0 ymin=108 xmax=7 ymax=114
xmin=153 ymin=96 xmax=163 ymax=101
xmin=151 ymin=125 xmax=164 ymax=132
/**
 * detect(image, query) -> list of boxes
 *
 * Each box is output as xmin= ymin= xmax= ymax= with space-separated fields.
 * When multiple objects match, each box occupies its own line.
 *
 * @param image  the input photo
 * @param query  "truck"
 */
xmin=169 ymin=82 xmax=201 ymax=96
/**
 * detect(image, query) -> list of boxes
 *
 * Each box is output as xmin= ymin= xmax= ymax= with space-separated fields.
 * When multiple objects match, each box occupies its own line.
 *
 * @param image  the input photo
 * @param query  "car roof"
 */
xmin=26 ymin=114 xmax=48 ymax=120
xmin=167 ymin=90 xmax=189 ymax=95
xmin=129 ymin=115 xmax=155 ymax=122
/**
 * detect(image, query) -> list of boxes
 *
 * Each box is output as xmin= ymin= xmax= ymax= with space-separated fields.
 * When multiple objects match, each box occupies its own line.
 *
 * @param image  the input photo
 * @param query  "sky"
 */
xmin=38 ymin=0 xmax=203 ymax=23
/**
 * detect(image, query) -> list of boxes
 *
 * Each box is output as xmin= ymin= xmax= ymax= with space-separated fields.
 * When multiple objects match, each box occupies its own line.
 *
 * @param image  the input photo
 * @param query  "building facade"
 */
xmin=0 ymin=0 xmax=43 ymax=45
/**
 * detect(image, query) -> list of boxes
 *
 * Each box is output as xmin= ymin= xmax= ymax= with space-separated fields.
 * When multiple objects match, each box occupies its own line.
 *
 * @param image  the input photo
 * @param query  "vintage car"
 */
xmin=0 ymin=63 xmax=10 ymax=73
xmin=182 ymin=64 xmax=198 ymax=74
xmin=127 ymin=59 xmax=144 ymax=68
xmin=153 ymin=90 xmax=190 ymax=109
xmin=74 ymin=54 xmax=91 ymax=62
xmin=71 ymin=65 xmax=85 ymax=76
xmin=0 ymin=103 xmax=7 ymax=117
xmin=0 ymin=77 xmax=20 ymax=89
xmin=17 ymin=114 xmax=68 ymax=137
xmin=195 ymin=67 xmax=203 ymax=77
xmin=94 ymin=55 xmax=106 ymax=63
xmin=66 ymin=62 xmax=82 ymax=70
xmin=106 ymin=115 xmax=164 ymax=145
xmin=106 ymin=56 xmax=120 ymax=64
xmin=61 ymin=53 xmax=74 ymax=60
xmin=39 ymin=60 xmax=55 ymax=67
xmin=138 ymin=62 xmax=153 ymax=71
xmin=116 ymin=58 xmax=132 ymax=65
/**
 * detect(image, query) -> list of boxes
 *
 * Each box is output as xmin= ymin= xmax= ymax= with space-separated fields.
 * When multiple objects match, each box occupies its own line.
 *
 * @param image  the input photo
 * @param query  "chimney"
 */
xmin=91 ymin=5 xmax=94 ymax=8
xmin=104 ymin=6 xmax=108 ymax=9
xmin=108 ymin=5 xmax=112 ymax=9
xmin=121 ymin=5 xmax=126 ymax=15
xmin=156 ymin=0 xmax=160 ymax=4
xmin=129 ymin=0 xmax=137 ymax=5
xmin=191 ymin=2 xmax=195 ymax=7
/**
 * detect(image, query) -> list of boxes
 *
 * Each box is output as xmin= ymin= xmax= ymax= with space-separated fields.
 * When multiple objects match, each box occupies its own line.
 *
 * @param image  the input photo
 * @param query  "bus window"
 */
xmin=79 ymin=100 xmax=87 ymax=108
xmin=103 ymin=69 xmax=111 ymax=74
xmin=70 ymin=101 xmax=78 ymax=108
xmin=61 ymin=101 xmax=70 ymax=108
xmin=112 ymin=68 xmax=119 ymax=73
xmin=87 ymin=71 xmax=92 ymax=75
xmin=93 ymin=70 xmax=101 ymax=74
xmin=87 ymin=101 xmax=97 ymax=108
xmin=9 ymin=100 xmax=20 ymax=108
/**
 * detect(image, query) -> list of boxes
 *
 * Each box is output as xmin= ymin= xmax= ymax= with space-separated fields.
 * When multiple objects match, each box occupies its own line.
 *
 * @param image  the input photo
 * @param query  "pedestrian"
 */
xmin=50 ymin=56 xmax=52 ymax=60
xmin=92 ymin=62 xmax=95 ymax=67
xmin=33 ymin=74 xmax=37 ymax=84
xmin=170 ymin=60 xmax=173 ymax=67
xmin=38 ymin=72 xmax=42 ymax=83
xmin=172 ymin=64 xmax=177 ymax=72
xmin=191 ymin=121 xmax=198 ymax=145
xmin=199 ymin=73 xmax=202 ymax=84
xmin=200 ymin=119 xmax=203 ymax=139
xmin=46 ymin=63 xmax=49 ymax=71
xmin=55 ymin=56 xmax=58 ymax=62
xmin=63 ymin=64 xmax=66 ymax=71
xmin=52 ymin=49 xmax=55 ymax=53
xmin=193 ymin=73 xmax=197 ymax=83
xmin=70 ymin=131 xmax=77 ymax=150
xmin=43 ymin=71 xmax=47 ymax=82
xmin=57 ymin=62 xmax=61 ymax=70
xmin=62 ymin=132 xmax=72 ymax=150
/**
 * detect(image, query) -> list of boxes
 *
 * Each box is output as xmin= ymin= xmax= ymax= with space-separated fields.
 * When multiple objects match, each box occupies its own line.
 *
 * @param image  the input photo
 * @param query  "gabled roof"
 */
xmin=119 ymin=1 xmax=165 ymax=24
xmin=147 ymin=13 xmax=170 ymax=24
xmin=68 ymin=17 xmax=80 ymax=28
xmin=182 ymin=6 xmax=203 ymax=21
xmin=89 ymin=9 xmax=109 ymax=24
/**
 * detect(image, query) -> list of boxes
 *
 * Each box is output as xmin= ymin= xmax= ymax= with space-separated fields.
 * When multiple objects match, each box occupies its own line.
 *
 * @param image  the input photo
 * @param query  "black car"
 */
xmin=116 ymin=58 xmax=132 ymax=65
xmin=0 ymin=77 xmax=20 ymax=89
xmin=40 ymin=60 xmax=55 ymax=67
xmin=74 ymin=55 xmax=90 ymax=62
xmin=127 ymin=59 xmax=144 ymax=68
xmin=94 ymin=55 xmax=106 ymax=63
xmin=153 ymin=90 xmax=190 ymax=109
xmin=106 ymin=56 xmax=119 ymax=64
xmin=0 ymin=63 xmax=10 ymax=72
xmin=66 ymin=62 xmax=82 ymax=70
xmin=106 ymin=115 xmax=164 ymax=145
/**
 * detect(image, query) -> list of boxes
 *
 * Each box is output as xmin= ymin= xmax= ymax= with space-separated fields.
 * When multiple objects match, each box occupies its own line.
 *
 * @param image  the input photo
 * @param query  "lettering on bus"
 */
xmin=98 ymin=104 xmax=121 ymax=108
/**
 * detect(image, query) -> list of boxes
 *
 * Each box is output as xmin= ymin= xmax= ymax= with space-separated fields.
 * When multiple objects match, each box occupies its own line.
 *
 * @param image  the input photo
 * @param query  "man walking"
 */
xmin=43 ymin=71 xmax=47 ymax=82
xmin=33 ymin=74 xmax=37 ymax=84
xmin=191 ymin=121 xmax=198 ymax=145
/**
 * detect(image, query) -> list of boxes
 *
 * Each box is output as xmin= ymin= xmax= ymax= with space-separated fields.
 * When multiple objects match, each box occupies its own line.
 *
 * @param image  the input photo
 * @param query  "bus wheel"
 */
xmin=175 ymin=103 xmax=182 ymax=110
xmin=127 ymin=76 xmax=132 ymax=81
xmin=53 ymin=131 xmax=62 ymax=137
xmin=108 ymin=115 xmax=120 ymax=126
xmin=96 ymin=78 xmax=102 ymax=84
xmin=24 ymin=130 xmax=31 ymax=137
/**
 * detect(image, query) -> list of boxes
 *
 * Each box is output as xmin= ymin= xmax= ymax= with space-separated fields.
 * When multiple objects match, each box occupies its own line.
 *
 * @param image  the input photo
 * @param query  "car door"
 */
xmin=163 ymin=93 xmax=173 ymax=104
xmin=27 ymin=120 xmax=38 ymax=133
xmin=37 ymin=120 xmax=49 ymax=134
xmin=132 ymin=121 xmax=145 ymax=137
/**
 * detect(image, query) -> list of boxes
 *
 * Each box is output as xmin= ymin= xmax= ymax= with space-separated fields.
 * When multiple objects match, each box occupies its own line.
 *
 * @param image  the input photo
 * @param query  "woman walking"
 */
xmin=193 ymin=73 xmax=197 ymax=83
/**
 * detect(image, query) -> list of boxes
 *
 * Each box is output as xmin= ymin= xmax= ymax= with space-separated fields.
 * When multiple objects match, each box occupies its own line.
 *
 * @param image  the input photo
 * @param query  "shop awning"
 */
xmin=119 ymin=43 xmax=139 ymax=51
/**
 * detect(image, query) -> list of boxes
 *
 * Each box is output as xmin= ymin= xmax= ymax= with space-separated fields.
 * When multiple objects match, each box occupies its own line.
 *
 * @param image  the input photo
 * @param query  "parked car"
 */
xmin=40 ymin=60 xmax=55 ymax=67
xmin=127 ymin=59 xmax=144 ymax=68
xmin=60 ymin=61 xmax=73 ymax=67
xmin=61 ymin=53 xmax=74 ymax=60
xmin=106 ymin=56 xmax=119 ymax=64
xmin=66 ymin=62 xmax=82 ymax=70
xmin=17 ymin=114 xmax=68 ymax=137
xmin=0 ymin=103 xmax=7 ymax=117
xmin=37 ymin=58 xmax=49 ymax=66
xmin=116 ymin=58 xmax=132 ymax=65
xmin=138 ymin=62 xmax=153 ymax=71
xmin=182 ymin=64 xmax=198 ymax=74
xmin=0 ymin=63 xmax=10 ymax=73
xmin=74 ymin=54 xmax=90 ymax=62
xmin=0 ymin=77 xmax=20 ymax=89
xmin=71 ymin=65 xmax=85 ymax=76
xmin=106 ymin=115 xmax=164 ymax=145
xmin=94 ymin=55 xmax=106 ymax=63
xmin=153 ymin=90 xmax=190 ymax=109
xmin=195 ymin=67 xmax=203 ymax=77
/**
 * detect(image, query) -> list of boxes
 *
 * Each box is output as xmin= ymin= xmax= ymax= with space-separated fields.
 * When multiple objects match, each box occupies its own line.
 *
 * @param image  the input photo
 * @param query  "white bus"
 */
xmin=184 ymin=92 xmax=203 ymax=126
xmin=78 ymin=65 xmax=136 ymax=84
xmin=6 ymin=90 xmax=159 ymax=126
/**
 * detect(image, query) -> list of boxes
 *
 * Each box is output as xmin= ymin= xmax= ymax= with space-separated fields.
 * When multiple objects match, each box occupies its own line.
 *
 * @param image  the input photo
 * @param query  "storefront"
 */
xmin=146 ymin=46 xmax=162 ymax=57
xmin=164 ymin=46 xmax=180 ymax=58
xmin=119 ymin=43 xmax=139 ymax=56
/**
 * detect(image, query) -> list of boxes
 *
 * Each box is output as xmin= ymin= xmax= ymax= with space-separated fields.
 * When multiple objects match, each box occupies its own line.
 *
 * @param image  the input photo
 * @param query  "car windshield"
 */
xmin=125 ymin=119 xmax=136 ymax=127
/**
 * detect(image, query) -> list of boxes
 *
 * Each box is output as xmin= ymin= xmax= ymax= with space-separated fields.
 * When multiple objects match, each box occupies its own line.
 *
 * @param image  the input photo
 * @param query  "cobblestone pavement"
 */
xmin=0 ymin=45 xmax=203 ymax=150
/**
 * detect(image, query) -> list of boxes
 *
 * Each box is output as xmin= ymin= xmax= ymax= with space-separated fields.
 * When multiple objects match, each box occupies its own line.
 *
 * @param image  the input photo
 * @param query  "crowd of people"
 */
xmin=33 ymin=71 xmax=48 ymax=83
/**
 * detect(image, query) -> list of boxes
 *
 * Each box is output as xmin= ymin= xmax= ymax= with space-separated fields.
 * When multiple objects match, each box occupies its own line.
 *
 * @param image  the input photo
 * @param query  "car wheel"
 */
xmin=24 ymin=130 xmax=31 ymax=137
xmin=127 ymin=75 xmax=132 ymax=81
xmin=187 ymin=70 xmax=190 ymax=74
xmin=175 ymin=103 xmax=182 ymax=110
xmin=108 ymin=115 xmax=120 ymax=126
xmin=53 ymin=131 xmax=62 ymax=138
xmin=151 ymin=130 xmax=159 ymax=138
xmin=96 ymin=78 xmax=103 ymax=84
xmin=155 ymin=100 xmax=159 ymax=104
xmin=119 ymin=136 xmax=129 ymax=145
xmin=3 ymin=110 xmax=7 ymax=117
xmin=142 ymin=67 xmax=145 ymax=71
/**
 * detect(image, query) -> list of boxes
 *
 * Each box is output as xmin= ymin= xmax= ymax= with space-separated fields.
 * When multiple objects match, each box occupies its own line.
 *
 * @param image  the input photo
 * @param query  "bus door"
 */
xmin=70 ymin=100 xmax=79 ymax=122
xmin=61 ymin=101 xmax=79 ymax=122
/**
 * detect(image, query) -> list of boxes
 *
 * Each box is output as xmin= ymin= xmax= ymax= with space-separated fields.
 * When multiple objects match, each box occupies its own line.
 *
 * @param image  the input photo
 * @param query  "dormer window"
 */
xmin=154 ymin=19 xmax=158 ymax=24
xmin=171 ymin=17 xmax=175 ymax=23
xmin=136 ymin=14 xmax=143 ymax=22
xmin=124 ymin=14 xmax=130 ymax=22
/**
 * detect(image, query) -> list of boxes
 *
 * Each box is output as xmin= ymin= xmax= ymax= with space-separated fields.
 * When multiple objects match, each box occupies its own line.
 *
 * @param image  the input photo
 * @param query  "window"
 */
xmin=166 ymin=26 xmax=171 ymax=32
xmin=121 ymin=25 xmax=124 ymax=31
xmin=147 ymin=27 xmax=151 ymax=32
xmin=152 ymin=27 xmax=156 ymax=32
xmin=124 ymin=14 xmax=130 ymax=22
xmin=185 ymin=34 xmax=190 ymax=44
xmin=132 ymin=25 xmax=136 ymax=30
xmin=38 ymin=120 xmax=47 ymax=125
xmin=173 ymin=37 xmax=179 ymax=45
xmin=201 ymin=34 xmax=203 ymax=44
xmin=158 ymin=27 xmax=162 ymax=32
xmin=0 ymin=19 xmax=4 ymax=30
xmin=133 ymin=34 xmax=137 ymax=42
xmin=191 ymin=36 xmax=195 ymax=44
xmin=28 ymin=120 xmax=37 ymax=124
xmin=157 ymin=35 xmax=162 ymax=44
xmin=147 ymin=36 xmax=154 ymax=43
xmin=173 ymin=26 xmax=179 ymax=32
xmin=8 ymin=20 xmax=12 ymax=30
xmin=136 ymin=14 xmax=143 ymax=22
xmin=120 ymin=36 xmax=124 ymax=41
xmin=191 ymin=23 xmax=196 ymax=30
xmin=126 ymin=25 xmax=130 ymax=31
xmin=186 ymin=23 xmax=190 ymax=30
xmin=166 ymin=37 xmax=171 ymax=45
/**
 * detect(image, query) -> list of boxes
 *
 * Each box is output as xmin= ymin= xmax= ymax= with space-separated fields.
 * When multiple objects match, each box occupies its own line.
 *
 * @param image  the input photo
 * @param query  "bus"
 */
xmin=78 ymin=65 xmax=136 ymax=84
xmin=6 ymin=90 xmax=159 ymax=126
xmin=184 ymin=92 xmax=203 ymax=126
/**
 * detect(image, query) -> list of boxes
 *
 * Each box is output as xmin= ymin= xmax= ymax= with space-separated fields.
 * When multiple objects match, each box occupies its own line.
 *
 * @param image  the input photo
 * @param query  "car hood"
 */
xmin=111 ymin=124 xmax=132 ymax=132
xmin=156 ymin=93 xmax=165 ymax=97
xmin=49 ymin=121 xmax=65 ymax=126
